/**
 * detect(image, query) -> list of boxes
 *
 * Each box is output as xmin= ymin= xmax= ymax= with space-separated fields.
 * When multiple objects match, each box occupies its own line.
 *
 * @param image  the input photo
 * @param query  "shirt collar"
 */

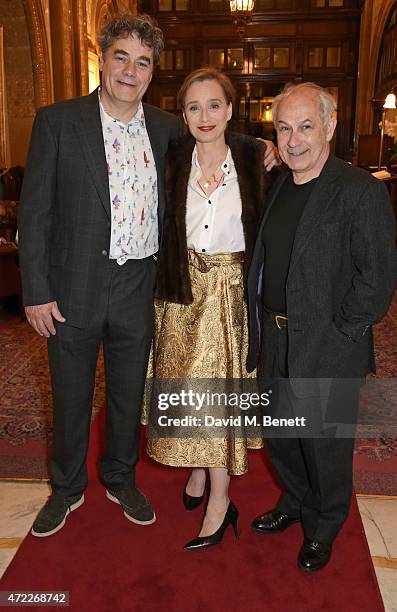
xmin=98 ymin=88 xmax=145 ymax=130
xmin=189 ymin=145 xmax=236 ymax=196
xmin=191 ymin=145 xmax=234 ymax=175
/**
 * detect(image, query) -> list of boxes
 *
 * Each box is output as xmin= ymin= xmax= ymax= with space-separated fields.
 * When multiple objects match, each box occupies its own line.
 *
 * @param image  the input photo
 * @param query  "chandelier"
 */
xmin=229 ymin=0 xmax=255 ymax=38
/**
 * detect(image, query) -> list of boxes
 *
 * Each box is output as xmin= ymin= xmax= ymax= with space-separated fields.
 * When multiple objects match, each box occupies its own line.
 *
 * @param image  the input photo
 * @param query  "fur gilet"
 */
xmin=155 ymin=131 xmax=274 ymax=305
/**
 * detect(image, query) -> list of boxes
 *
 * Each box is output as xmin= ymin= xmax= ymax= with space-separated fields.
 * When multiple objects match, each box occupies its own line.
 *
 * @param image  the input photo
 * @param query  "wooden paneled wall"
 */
xmin=142 ymin=0 xmax=362 ymax=160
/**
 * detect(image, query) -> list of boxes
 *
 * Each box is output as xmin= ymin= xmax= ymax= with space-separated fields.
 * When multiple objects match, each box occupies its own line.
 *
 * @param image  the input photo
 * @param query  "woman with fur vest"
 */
xmin=146 ymin=68 xmax=275 ymax=550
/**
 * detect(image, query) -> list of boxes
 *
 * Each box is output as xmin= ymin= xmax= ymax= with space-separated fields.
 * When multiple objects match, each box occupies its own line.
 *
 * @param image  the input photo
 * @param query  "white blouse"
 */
xmin=186 ymin=146 xmax=245 ymax=255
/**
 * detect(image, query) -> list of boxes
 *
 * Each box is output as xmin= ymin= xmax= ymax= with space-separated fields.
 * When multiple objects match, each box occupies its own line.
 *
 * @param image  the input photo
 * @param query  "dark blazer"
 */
xmin=155 ymin=132 xmax=274 ymax=305
xmin=19 ymin=88 xmax=181 ymax=328
xmin=246 ymin=154 xmax=396 ymax=396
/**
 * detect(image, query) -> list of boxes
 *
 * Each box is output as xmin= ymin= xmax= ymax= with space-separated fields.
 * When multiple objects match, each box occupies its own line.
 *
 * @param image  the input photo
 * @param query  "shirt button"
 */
xmin=208 ymin=200 xmax=211 ymax=204
xmin=102 ymin=249 xmax=108 ymax=256
xmin=202 ymin=248 xmax=206 ymax=252
xmin=204 ymin=225 xmax=208 ymax=229
xmin=223 ymin=164 xmax=227 ymax=168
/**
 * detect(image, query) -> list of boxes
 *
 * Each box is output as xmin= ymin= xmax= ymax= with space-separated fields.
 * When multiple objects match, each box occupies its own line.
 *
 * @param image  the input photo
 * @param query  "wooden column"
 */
xmin=49 ymin=0 xmax=76 ymax=101
xmin=23 ymin=0 xmax=53 ymax=107
xmin=72 ymin=0 xmax=89 ymax=96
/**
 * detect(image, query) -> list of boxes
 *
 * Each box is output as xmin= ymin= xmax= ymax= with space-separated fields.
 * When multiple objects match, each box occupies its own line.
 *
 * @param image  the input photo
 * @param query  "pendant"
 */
xmin=203 ymin=180 xmax=211 ymax=189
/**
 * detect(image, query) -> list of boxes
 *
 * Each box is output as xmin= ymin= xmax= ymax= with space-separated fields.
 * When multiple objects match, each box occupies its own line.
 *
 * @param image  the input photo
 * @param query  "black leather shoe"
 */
xmin=184 ymin=502 xmax=239 ymax=550
xmin=251 ymin=509 xmax=300 ymax=534
xmin=298 ymin=539 xmax=332 ymax=572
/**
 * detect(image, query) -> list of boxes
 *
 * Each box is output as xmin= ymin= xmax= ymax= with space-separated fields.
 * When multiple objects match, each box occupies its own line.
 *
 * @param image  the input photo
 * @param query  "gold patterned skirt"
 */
xmin=146 ymin=250 xmax=263 ymax=476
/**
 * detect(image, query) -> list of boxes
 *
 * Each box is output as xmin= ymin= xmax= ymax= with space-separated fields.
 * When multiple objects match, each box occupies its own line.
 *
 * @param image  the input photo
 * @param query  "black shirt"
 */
xmin=261 ymin=173 xmax=318 ymax=313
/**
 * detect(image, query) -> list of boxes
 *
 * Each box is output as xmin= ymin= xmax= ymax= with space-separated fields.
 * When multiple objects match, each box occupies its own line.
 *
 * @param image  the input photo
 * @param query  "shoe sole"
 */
xmin=298 ymin=559 xmax=331 ymax=573
xmin=31 ymin=494 xmax=85 ymax=538
xmin=184 ymin=533 xmax=239 ymax=551
xmin=106 ymin=490 xmax=156 ymax=525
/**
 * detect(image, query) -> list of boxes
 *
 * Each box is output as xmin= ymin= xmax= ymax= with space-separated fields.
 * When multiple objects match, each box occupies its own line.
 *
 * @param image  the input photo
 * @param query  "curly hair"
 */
xmin=97 ymin=13 xmax=164 ymax=66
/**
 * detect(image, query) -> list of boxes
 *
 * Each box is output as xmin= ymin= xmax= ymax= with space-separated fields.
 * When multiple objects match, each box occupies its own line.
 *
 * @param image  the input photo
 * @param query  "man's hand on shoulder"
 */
xmin=25 ymin=302 xmax=66 ymax=338
xmin=257 ymin=139 xmax=282 ymax=172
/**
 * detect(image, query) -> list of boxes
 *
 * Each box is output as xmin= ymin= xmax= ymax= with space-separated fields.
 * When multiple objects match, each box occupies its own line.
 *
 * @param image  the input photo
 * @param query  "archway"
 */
xmin=355 ymin=0 xmax=396 ymax=145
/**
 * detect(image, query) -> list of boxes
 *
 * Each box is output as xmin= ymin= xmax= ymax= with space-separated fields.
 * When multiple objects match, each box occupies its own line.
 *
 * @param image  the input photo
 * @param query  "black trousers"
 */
xmin=47 ymin=256 xmax=155 ymax=498
xmin=259 ymin=312 xmax=360 ymax=544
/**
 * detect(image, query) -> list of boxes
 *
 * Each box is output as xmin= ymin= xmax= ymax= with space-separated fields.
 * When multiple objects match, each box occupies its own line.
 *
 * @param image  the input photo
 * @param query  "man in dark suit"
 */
xmin=246 ymin=82 xmax=396 ymax=571
xmin=19 ymin=14 xmax=181 ymax=537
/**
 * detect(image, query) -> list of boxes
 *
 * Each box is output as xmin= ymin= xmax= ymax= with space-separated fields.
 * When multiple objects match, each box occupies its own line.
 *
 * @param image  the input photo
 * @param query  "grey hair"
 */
xmin=272 ymin=82 xmax=337 ymax=125
xmin=97 ymin=13 xmax=164 ymax=66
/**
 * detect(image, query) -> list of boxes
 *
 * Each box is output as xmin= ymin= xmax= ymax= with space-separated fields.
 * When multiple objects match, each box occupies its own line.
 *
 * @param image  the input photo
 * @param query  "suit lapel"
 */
xmin=143 ymin=104 xmax=164 ymax=172
xmin=260 ymin=170 xmax=289 ymax=227
xmin=287 ymin=154 xmax=342 ymax=278
xmin=248 ymin=171 xmax=289 ymax=298
xmin=76 ymin=88 xmax=110 ymax=217
xmin=251 ymin=171 xmax=289 ymax=270
xmin=143 ymin=104 xmax=167 ymax=222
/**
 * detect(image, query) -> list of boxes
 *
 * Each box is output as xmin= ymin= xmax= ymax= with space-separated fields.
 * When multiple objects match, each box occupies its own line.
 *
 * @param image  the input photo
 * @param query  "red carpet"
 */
xmin=1 ymin=293 xmax=396 ymax=492
xmin=0 ymin=412 xmax=384 ymax=612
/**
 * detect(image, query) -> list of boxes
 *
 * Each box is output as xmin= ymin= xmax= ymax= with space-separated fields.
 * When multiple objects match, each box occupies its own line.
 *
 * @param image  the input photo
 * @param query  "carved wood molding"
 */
xmin=87 ymin=0 xmax=98 ymax=45
xmin=73 ymin=0 xmax=89 ymax=95
xmin=95 ymin=0 xmax=119 ymax=39
xmin=374 ymin=1 xmax=397 ymax=97
xmin=372 ymin=0 xmax=397 ymax=92
xmin=23 ymin=0 xmax=53 ymax=107
xmin=88 ymin=1 xmax=136 ymax=49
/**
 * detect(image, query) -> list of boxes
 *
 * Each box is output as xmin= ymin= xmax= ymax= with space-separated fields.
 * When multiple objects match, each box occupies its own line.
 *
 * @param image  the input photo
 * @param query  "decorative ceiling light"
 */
xmin=230 ymin=0 xmax=255 ymax=38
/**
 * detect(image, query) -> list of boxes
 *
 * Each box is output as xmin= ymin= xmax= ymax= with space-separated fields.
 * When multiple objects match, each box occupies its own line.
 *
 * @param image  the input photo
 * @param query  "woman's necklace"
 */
xmin=198 ymin=171 xmax=224 ymax=193
xmin=197 ymin=149 xmax=227 ymax=195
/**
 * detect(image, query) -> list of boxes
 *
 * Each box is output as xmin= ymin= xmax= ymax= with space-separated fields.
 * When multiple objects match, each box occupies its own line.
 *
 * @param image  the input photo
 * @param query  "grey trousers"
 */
xmin=258 ymin=310 xmax=360 ymax=543
xmin=47 ymin=256 xmax=155 ymax=497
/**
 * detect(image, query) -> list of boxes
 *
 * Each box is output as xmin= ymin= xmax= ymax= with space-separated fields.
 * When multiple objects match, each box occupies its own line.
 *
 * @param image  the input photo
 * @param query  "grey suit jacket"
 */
xmin=246 ymin=154 xmax=396 ymax=396
xmin=19 ymin=88 xmax=181 ymax=327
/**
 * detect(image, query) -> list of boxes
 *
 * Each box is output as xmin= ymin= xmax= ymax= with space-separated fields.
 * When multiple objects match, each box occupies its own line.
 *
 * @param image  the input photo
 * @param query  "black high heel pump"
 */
xmin=184 ymin=502 xmax=239 ymax=550
xmin=183 ymin=474 xmax=206 ymax=511
xmin=183 ymin=488 xmax=205 ymax=511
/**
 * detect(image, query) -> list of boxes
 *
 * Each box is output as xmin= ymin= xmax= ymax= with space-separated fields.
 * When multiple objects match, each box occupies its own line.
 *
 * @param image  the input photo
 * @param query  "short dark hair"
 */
xmin=178 ymin=68 xmax=236 ymax=109
xmin=97 ymin=13 xmax=164 ymax=66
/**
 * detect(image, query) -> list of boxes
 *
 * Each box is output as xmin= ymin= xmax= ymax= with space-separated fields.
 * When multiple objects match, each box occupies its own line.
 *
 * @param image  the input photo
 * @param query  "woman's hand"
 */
xmin=258 ymin=139 xmax=282 ymax=171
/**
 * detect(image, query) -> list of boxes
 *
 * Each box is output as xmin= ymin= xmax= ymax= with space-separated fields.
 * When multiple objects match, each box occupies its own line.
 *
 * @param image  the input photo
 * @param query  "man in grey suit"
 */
xmin=246 ymin=82 xmax=395 ymax=571
xmin=19 ymin=14 xmax=181 ymax=536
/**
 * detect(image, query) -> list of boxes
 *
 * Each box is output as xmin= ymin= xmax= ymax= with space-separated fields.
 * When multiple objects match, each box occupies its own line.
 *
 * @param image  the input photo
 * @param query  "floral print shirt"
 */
xmin=99 ymin=97 xmax=158 ymax=265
